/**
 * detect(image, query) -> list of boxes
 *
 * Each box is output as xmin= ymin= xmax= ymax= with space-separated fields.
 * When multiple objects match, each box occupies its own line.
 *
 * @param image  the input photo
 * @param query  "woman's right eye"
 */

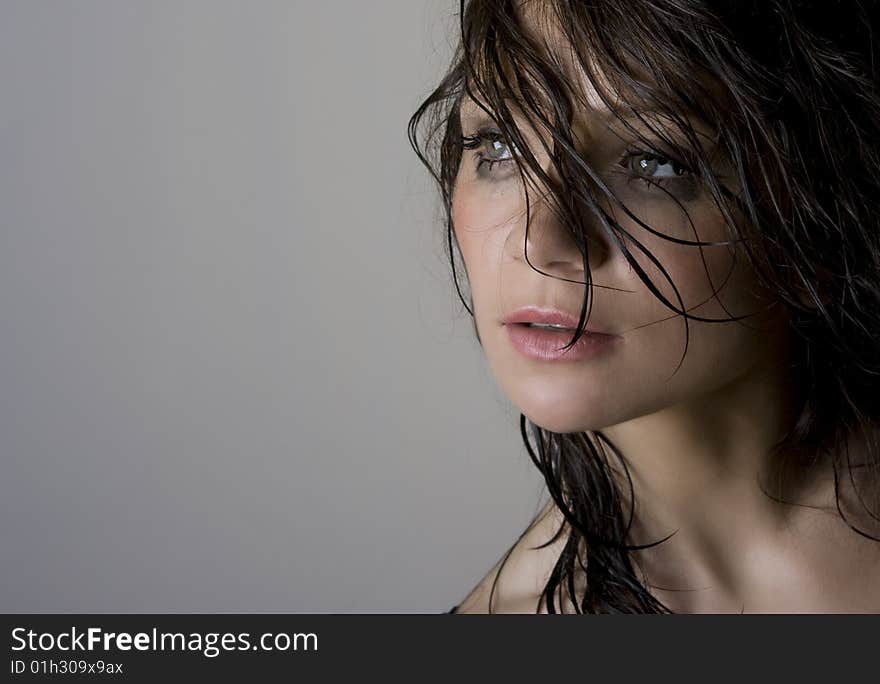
xmin=460 ymin=129 xmax=519 ymax=176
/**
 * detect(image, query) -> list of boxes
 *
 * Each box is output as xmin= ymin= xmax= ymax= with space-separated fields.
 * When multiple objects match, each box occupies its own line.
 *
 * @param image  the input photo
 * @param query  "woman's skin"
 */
xmin=451 ymin=10 xmax=880 ymax=613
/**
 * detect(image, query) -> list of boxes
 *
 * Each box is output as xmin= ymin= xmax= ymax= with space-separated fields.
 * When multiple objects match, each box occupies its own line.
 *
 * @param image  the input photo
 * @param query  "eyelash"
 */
xmin=459 ymin=129 xmax=518 ymax=175
xmin=618 ymin=147 xmax=694 ymax=189
xmin=458 ymin=130 xmax=696 ymax=188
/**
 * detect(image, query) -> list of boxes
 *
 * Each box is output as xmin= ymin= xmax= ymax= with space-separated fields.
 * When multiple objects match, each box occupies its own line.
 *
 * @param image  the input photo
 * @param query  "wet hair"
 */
xmin=408 ymin=0 xmax=880 ymax=612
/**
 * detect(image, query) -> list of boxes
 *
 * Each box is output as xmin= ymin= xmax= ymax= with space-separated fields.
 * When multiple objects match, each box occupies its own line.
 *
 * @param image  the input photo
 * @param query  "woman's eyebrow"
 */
xmin=460 ymin=93 xmax=707 ymax=126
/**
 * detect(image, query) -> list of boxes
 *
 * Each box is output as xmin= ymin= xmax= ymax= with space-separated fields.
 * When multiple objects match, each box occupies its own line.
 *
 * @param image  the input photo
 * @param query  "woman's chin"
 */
xmin=516 ymin=403 xmax=608 ymax=435
xmin=495 ymin=376 xmax=617 ymax=434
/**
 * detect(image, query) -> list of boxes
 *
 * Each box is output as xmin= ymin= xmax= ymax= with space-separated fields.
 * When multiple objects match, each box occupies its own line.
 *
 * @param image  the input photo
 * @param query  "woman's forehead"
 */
xmin=461 ymin=4 xmax=630 ymax=124
xmin=517 ymin=0 xmax=625 ymax=104
xmin=460 ymin=4 xmax=722 ymax=148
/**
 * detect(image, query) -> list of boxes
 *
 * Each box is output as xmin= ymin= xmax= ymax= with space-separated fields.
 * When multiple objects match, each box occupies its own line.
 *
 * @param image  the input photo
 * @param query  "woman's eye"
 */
xmin=460 ymin=129 xmax=519 ymax=176
xmin=615 ymin=148 xmax=702 ymax=200
xmin=621 ymin=150 xmax=690 ymax=181
xmin=484 ymin=136 xmax=515 ymax=161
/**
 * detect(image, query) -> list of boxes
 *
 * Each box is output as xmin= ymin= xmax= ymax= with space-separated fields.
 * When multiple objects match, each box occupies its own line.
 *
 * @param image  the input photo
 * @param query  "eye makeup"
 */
xmin=459 ymin=127 xmax=520 ymax=178
xmin=614 ymin=146 xmax=702 ymax=201
xmin=458 ymin=126 xmax=703 ymax=201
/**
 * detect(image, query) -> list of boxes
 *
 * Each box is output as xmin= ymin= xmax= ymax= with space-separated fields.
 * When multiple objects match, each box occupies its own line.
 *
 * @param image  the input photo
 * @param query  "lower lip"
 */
xmin=505 ymin=324 xmax=619 ymax=362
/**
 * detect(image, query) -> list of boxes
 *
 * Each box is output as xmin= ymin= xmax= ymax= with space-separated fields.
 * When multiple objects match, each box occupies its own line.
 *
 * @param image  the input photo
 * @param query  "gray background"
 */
xmin=0 ymin=1 xmax=545 ymax=612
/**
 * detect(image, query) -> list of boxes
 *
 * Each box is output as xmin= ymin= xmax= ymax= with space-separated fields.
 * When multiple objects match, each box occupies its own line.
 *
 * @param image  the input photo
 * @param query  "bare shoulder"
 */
xmin=453 ymin=498 xmax=572 ymax=614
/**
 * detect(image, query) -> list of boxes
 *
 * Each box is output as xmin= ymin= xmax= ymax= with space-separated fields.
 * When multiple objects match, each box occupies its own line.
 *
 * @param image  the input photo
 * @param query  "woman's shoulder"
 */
xmin=451 ymin=498 xmax=573 ymax=614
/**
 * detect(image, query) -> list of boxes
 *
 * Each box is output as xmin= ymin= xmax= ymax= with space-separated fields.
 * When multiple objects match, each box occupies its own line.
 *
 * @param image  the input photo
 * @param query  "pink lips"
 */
xmin=501 ymin=306 xmax=609 ymax=332
xmin=501 ymin=306 xmax=619 ymax=362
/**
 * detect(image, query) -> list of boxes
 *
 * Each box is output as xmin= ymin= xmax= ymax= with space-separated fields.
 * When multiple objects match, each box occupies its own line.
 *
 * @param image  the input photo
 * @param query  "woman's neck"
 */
xmin=598 ymin=351 xmax=850 ymax=610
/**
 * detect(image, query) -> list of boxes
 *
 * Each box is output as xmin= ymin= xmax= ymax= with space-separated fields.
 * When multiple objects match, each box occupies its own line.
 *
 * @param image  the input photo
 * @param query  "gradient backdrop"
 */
xmin=0 ymin=1 xmax=546 ymax=612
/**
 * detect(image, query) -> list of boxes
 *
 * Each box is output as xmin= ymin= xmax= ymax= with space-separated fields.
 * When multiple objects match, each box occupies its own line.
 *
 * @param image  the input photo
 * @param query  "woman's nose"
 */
xmin=504 ymin=192 xmax=610 ymax=279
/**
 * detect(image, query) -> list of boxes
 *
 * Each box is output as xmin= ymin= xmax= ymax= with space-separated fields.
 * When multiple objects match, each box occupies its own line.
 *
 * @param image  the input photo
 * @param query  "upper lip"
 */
xmin=501 ymin=306 xmax=615 ymax=335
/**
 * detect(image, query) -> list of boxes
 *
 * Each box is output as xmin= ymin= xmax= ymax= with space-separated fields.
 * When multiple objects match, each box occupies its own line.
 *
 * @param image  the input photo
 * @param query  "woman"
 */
xmin=409 ymin=0 xmax=880 ymax=613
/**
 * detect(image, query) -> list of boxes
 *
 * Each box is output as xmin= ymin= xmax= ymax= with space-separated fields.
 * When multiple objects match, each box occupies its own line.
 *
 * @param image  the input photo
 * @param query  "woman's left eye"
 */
xmin=620 ymin=150 xmax=691 ymax=182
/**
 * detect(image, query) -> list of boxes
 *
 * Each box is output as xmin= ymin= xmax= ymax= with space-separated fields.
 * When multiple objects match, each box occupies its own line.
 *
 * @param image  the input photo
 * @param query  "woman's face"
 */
xmin=451 ymin=81 xmax=792 ymax=434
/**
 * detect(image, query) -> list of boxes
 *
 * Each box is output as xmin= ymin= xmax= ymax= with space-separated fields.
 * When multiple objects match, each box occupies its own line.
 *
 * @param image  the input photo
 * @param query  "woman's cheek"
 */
xmin=452 ymin=182 xmax=522 ymax=258
xmin=615 ymin=198 xmax=744 ymax=311
xmin=450 ymin=189 xmax=482 ymax=266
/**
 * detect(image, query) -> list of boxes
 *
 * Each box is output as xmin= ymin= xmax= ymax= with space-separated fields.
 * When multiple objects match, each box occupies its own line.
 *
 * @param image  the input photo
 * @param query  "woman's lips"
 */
xmin=500 ymin=305 xmax=613 ymax=335
xmin=504 ymin=322 xmax=619 ymax=362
